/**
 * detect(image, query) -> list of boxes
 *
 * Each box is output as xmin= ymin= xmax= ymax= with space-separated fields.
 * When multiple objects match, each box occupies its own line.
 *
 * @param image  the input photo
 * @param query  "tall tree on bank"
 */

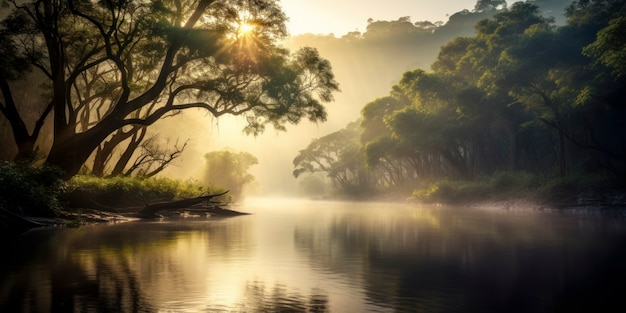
xmin=0 ymin=0 xmax=338 ymax=179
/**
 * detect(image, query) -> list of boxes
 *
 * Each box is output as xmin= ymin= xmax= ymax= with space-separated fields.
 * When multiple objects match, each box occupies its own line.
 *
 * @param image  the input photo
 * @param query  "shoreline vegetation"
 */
xmin=2 ymin=1 xmax=625 ymax=236
xmin=0 ymin=162 xmax=245 ymax=236
xmin=2 ymin=162 xmax=623 ymax=237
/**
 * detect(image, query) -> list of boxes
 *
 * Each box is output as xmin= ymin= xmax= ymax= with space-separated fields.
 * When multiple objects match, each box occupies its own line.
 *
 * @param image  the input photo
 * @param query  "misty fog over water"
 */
xmin=2 ymin=199 xmax=625 ymax=312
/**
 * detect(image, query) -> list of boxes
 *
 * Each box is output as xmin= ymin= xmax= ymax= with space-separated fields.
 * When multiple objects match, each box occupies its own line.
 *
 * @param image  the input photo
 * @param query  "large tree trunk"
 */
xmin=92 ymin=127 xmax=139 ymax=177
xmin=0 ymin=76 xmax=52 ymax=161
xmin=47 ymin=114 xmax=123 ymax=179
xmin=111 ymin=127 xmax=146 ymax=176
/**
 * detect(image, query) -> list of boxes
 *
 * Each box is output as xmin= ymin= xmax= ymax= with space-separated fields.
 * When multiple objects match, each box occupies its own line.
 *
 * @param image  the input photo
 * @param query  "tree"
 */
xmin=203 ymin=150 xmax=258 ymax=199
xmin=293 ymin=121 xmax=373 ymax=195
xmin=360 ymin=96 xmax=430 ymax=186
xmin=0 ymin=0 xmax=339 ymax=179
xmin=474 ymin=0 xmax=507 ymax=12
xmin=583 ymin=15 xmax=626 ymax=78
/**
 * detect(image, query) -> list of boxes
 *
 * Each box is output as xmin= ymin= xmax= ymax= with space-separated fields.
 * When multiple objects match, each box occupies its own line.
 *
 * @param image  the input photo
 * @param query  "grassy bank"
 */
xmin=0 ymin=162 xmax=227 ymax=234
xmin=411 ymin=171 xmax=623 ymax=208
xmin=66 ymin=175 xmax=227 ymax=208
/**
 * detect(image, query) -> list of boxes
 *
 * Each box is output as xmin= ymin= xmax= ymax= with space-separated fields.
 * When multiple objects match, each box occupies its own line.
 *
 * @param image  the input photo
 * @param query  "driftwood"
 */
xmin=137 ymin=191 xmax=232 ymax=217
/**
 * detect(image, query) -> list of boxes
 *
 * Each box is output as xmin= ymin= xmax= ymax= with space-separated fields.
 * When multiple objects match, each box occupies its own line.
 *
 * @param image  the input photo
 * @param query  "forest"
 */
xmin=0 ymin=0 xmax=341 ymax=229
xmin=292 ymin=0 xmax=626 ymax=203
xmin=1 ymin=1 xmax=625 ymax=310
xmin=0 ymin=0 xmax=625 ymax=226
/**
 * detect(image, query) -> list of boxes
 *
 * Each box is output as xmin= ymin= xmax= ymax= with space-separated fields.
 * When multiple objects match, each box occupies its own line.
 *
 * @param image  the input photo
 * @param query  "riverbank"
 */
xmin=1 ymin=203 xmax=252 ymax=237
xmin=0 ymin=164 xmax=235 ymax=235
xmin=452 ymin=184 xmax=625 ymax=217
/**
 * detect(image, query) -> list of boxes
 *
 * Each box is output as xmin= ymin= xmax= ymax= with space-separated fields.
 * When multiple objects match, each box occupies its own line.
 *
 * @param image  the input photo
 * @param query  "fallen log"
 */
xmin=137 ymin=191 xmax=230 ymax=217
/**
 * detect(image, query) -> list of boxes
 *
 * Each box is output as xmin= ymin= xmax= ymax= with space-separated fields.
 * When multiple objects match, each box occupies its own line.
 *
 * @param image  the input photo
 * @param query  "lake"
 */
xmin=1 ymin=199 xmax=626 ymax=312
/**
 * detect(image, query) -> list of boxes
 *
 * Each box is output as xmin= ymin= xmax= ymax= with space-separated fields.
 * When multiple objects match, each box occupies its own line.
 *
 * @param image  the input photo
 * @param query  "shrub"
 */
xmin=0 ymin=162 xmax=64 ymax=216
xmin=66 ymin=175 xmax=228 ymax=207
xmin=411 ymin=171 xmax=538 ymax=204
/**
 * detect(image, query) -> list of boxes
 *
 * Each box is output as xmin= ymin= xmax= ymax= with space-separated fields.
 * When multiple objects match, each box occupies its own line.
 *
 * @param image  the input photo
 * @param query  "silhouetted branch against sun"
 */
xmin=224 ymin=8 xmax=267 ymax=61
xmin=223 ymin=0 xmax=288 ymax=49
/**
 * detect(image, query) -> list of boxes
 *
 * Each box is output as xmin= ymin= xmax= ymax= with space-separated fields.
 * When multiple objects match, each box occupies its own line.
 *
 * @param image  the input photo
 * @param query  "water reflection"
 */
xmin=1 ymin=219 xmax=253 ymax=312
xmin=1 ymin=201 xmax=626 ymax=312
xmin=292 ymin=203 xmax=626 ymax=312
xmin=239 ymin=281 xmax=328 ymax=312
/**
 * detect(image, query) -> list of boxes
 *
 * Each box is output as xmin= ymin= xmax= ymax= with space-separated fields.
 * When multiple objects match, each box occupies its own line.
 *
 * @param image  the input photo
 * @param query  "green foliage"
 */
xmin=67 ymin=175 xmax=223 ymax=206
xmin=203 ymin=150 xmax=258 ymax=199
xmin=0 ymin=162 xmax=64 ymax=216
xmin=583 ymin=16 xmax=626 ymax=77
xmin=295 ymin=0 xmax=626 ymax=201
xmin=412 ymin=172 xmax=538 ymax=204
xmin=0 ymin=0 xmax=339 ymax=178
xmin=533 ymin=173 xmax=610 ymax=202
xmin=413 ymin=171 xmax=614 ymax=205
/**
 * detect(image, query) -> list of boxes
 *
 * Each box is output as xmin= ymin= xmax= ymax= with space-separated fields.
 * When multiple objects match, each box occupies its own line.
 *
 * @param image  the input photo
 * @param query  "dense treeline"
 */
xmin=294 ymin=0 xmax=626 ymax=200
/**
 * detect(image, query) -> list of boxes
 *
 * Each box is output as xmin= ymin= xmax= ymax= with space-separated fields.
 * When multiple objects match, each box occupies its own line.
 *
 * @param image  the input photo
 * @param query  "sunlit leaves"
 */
xmin=360 ymin=96 xmax=406 ymax=144
xmin=0 ymin=0 xmax=339 ymax=177
xmin=240 ymin=47 xmax=338 ymax=136
xmin=583 ymin=16 xmax=626 ymax=77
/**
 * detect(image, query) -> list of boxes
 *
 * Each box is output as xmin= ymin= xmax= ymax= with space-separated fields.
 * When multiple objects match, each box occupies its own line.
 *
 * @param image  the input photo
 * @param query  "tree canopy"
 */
xmin=295 ymin=0 xmax=626 ymax=197
xmin=0 ymin=0 xmax=339 ymax=178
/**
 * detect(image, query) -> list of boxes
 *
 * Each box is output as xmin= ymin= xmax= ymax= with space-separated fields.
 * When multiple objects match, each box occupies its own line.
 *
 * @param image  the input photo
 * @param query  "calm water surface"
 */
xmin=1 ymin=199 xmax=626 ymax=312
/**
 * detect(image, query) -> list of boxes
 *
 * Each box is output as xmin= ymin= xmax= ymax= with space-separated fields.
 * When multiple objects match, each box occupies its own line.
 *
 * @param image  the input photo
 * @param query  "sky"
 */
xmin=280 ymin=0 xmax=479 ymax=36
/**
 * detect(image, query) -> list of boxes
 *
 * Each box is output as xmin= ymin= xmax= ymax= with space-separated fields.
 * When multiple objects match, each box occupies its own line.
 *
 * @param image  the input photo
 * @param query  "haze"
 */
xmin=280 ymin=0 xmax=478 ymax=35
xmin=154 ymin=0 xmax=572 ymax=197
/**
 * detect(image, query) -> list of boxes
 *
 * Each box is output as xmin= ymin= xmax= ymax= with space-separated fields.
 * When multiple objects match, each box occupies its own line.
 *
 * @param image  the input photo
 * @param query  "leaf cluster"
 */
xmin=0 ymin=162 xmax=64 ymax=216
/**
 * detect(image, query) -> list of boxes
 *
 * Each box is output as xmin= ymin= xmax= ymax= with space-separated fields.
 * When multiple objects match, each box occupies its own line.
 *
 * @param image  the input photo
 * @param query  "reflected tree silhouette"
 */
xmin=3 ymin=204 xmax=626 ymax=312
xmin=0 ymin=220 xmax=252 ymax=312
xmin=292 ymin=206 xmax=626 ymax=312
xmin=239 ymin=281 xmax=329 ymax=313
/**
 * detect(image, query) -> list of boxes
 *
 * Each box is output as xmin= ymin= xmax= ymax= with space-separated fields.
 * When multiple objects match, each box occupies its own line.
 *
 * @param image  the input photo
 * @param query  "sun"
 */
xmin=238 ymin=21 xmax=256 ymax=36
xmin=233 ymin=19 xmax=257 ymax=40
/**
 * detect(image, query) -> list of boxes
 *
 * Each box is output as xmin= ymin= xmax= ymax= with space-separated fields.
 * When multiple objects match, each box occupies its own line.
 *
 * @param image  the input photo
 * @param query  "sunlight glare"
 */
xmin=238 ymin=21 xmax=256 ymax=37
